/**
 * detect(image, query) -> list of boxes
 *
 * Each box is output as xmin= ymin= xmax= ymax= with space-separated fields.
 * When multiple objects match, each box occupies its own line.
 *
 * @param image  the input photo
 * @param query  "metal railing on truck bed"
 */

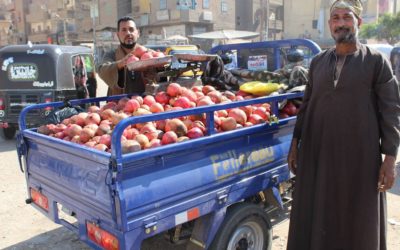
xmin=16 ymin=92 xmax=302 ymax=249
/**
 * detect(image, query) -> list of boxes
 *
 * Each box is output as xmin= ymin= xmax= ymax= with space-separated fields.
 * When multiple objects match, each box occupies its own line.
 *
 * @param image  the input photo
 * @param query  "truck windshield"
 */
xmin=0 ymin=52 xmax=56 ymax=90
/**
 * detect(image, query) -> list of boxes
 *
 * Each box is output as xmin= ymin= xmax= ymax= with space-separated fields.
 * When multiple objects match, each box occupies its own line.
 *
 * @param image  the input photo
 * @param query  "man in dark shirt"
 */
xmin=287 ymin=1 xmax=400 ymax=249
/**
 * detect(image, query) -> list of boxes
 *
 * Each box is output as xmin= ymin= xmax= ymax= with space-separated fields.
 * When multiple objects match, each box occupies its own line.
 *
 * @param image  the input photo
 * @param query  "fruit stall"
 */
xmin=16 ymin=39 xmax=321 ymax=250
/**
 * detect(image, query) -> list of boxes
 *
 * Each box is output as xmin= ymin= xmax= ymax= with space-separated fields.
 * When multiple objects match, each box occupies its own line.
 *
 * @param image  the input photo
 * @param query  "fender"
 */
xmin=186 ymin=207 xmax=228 ymax=249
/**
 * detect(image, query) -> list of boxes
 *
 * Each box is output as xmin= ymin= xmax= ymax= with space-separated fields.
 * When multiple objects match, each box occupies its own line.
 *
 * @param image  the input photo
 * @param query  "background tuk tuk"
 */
xmin=0 ymin=44 xmax=94 ymax=139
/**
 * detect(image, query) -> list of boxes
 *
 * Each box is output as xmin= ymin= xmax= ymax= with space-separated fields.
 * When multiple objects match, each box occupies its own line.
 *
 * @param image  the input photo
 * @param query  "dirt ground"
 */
xmin=0 ymin=79 xmax=399 ymax=249
xmin=0 ymin=133 xmax=399 ymax=250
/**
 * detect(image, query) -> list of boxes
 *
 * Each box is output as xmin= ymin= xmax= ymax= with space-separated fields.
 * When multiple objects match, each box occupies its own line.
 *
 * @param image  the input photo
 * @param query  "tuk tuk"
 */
xmin=390 ymin=46 xmax=400 ymax=81
xmin=209 ymin=39 xmax=321 ymax=71
xmin=0 ymin=44 xmax=94 ymax=139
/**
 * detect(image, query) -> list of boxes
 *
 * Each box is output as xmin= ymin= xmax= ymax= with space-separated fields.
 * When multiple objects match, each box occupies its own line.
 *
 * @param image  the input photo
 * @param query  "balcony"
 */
xmin=155 ymin=10 xmax=170 ymax=22
xmin=142 ymin=9 xmax=213 ymax=27
xmin=269 ymin=20 xmax=283 ymax=30
xmin=26 ymin=12 xmax=50 ymax=23
xmin=57 ymin=9 xmax=76 ymax=19
xmin=270 ymin=0 xmax=283 ymax=6
xmin=171 ymin=9 xmax=208 ymax=23
xmin=27 ymin=33 xmax=49 ymax=43
xmin=30 ymin=29 xmax=51 ymax=35
xmin=201 ymin=11 xmax=213 ymax=22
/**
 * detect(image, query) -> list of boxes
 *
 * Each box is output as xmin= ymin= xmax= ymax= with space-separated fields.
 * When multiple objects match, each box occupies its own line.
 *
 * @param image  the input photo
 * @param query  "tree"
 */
xmin=360 ymin=12 xmax=400 ymax=45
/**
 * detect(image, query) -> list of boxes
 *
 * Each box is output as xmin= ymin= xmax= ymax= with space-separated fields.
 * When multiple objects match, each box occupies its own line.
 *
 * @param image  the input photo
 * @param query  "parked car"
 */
xmin=0 ymin=44 xmax=94 ymax=139
xmin=390 ymin=46 xmax=400 ymax=81
xmin=367 ymin=43 xmax=393 ymax=61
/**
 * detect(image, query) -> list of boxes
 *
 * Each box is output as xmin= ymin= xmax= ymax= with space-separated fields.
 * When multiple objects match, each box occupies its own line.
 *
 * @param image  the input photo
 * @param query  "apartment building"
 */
xmin=3 ymin=0 xmax=396 ymax=49
xmin=23 ymin=0 xmax=94 ymax=44
xmin=132 ymin=0 xmax=236 ymax=46
xmin=236 ymin=0 xmax=284 ymax=41
xmin=0 ymin=0 xmax=13 ymax=46
xmin=96 ymin=0 xmax=132 ymax=32
xmin=0 ymin=0 xmax=28 ymax=46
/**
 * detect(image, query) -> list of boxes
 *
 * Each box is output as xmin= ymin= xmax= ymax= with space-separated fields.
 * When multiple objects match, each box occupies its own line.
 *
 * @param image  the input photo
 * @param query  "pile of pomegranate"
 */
xmin=37 ymin=84 xmax=297 ymax=154
xmin=126 ymin=45 xmax=165 ymax=64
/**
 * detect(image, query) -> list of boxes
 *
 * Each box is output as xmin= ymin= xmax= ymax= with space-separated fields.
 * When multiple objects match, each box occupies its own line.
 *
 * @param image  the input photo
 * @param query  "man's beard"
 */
xmin=120 ymin=42 xmax=136 ymax=49
xmin=332 ymin=27 xmax=358 ymax=44
xmin=119 ymin=38 xmax=136 ymax=49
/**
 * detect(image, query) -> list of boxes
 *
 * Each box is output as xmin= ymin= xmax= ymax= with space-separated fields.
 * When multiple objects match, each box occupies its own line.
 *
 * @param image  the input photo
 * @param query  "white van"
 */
xmin=367 ymin=44 xmax=393 ymax=61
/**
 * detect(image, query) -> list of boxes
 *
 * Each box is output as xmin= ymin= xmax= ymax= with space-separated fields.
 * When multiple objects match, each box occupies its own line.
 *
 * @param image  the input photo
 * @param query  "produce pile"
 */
xmin=228 ymin=67 xmax=307 ymax=118
xmin=126 ymin=44 xmax=166 ymax=63
xmin=37 ymin=84 xmax=298 ymax=154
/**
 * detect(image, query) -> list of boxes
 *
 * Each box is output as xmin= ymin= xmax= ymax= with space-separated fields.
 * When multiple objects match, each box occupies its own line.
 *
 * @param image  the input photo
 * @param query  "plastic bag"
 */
xmin=201 ymin=56 xmax=241 ymax=91
xmin=45 ymin=103 xmax=84 ymax=124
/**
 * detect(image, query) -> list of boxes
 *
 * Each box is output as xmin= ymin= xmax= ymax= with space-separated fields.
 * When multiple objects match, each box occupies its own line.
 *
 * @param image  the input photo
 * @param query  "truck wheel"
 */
xmin=209 ymin=203 xmax=272 ymax=250
xmin=3 ymin=127 xmax=17 ymax=140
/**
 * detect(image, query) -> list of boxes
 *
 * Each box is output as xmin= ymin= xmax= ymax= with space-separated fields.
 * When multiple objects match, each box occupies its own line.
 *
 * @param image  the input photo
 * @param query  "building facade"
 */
xmin=2 ymin=0 xmax=395 ymax=49
xmin=236 ymin=0 xmax=284 ymax=41
xmin=24 ymin=0 xmax=95 ymax=45
xmin=132 ymin=0 xmax=236 ymax=46
xmin=0 ymin=0 xmax=28 ymax=46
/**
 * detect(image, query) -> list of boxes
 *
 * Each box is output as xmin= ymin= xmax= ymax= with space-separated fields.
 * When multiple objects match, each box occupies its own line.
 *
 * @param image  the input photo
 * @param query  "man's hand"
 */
xmin=288 ymin=138 xmax=299 ymax=174
xmin=378 ymin=155 xmax=397 ymax=192
xmin=117 ymin=52 xmax=134 ymax=70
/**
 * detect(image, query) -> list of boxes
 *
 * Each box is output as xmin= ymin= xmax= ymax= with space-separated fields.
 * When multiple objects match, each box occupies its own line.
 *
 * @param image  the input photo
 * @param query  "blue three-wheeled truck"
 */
xmin=16 ymin=39 xmax=321 ymax=250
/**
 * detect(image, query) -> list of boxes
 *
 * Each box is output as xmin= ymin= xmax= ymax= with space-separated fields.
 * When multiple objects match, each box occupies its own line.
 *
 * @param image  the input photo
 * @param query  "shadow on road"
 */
xmin=3 ymin=227 xmax=90 ymax=250
xmin=2 ymin=225 xmax=186 ymax=250
xmin=388 ymin=163 xmax=400 ymax=196
xmin=0 ymin=136 xmax=17 ymax=153
xmin=269 ymin=201 xmax=291 ymax=241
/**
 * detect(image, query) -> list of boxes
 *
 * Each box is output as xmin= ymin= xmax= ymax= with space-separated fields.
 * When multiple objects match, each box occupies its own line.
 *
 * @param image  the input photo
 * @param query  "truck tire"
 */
xmin=3 ymin=127 xmax=16 ymax=140
xmin=209 ymin=203 xmax=272 ymax=250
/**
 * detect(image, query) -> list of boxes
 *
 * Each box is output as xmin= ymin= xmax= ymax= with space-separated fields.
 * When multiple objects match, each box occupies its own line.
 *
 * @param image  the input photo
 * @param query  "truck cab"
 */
xmin=0 ymin=44 xmax=94 ymax=139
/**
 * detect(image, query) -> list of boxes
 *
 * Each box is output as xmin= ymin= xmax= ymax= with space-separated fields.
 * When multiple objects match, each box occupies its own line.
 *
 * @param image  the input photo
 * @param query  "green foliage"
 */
xmin=359 ymin=23 xmax=378 ymax=38
xmin=360 ymin=12 xmax=400 ymax=45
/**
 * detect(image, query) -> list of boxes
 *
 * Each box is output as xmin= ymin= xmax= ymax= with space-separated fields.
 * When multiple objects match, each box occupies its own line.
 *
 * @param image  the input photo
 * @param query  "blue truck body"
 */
xmin=16 ymin=39 xmax=321 ymax=250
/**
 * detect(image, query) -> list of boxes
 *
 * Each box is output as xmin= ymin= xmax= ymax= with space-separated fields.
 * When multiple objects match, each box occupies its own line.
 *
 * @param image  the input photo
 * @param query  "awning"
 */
xmin=189 ymin=30 xmax=259 ymax=40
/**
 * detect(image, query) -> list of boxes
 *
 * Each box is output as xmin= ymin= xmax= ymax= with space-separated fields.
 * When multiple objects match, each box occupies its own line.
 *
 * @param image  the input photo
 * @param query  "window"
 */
xmin=160 ymin=0 xmax=167 ymax=10
xmin=221 ymin=1 xmax=227 ymax=13
xmin=203 ymin=0 xmax=209 ymax=8
xmin=176 ymin=0 xmax=196 ymax=10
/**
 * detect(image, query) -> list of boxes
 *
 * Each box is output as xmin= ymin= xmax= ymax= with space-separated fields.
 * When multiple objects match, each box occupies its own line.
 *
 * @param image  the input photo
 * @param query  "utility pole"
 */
xmin=91 ymin=0 xmax=98 ymax=62
xmin=63 ymin=19 xmax=68 ymax=45
xmin=265 ymin=0 xmax=269 ymax=41
xmin=259 ymin=0 xmax=269 ymax=41
xmin=260 ymin=0 xmax=264 ymax=41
